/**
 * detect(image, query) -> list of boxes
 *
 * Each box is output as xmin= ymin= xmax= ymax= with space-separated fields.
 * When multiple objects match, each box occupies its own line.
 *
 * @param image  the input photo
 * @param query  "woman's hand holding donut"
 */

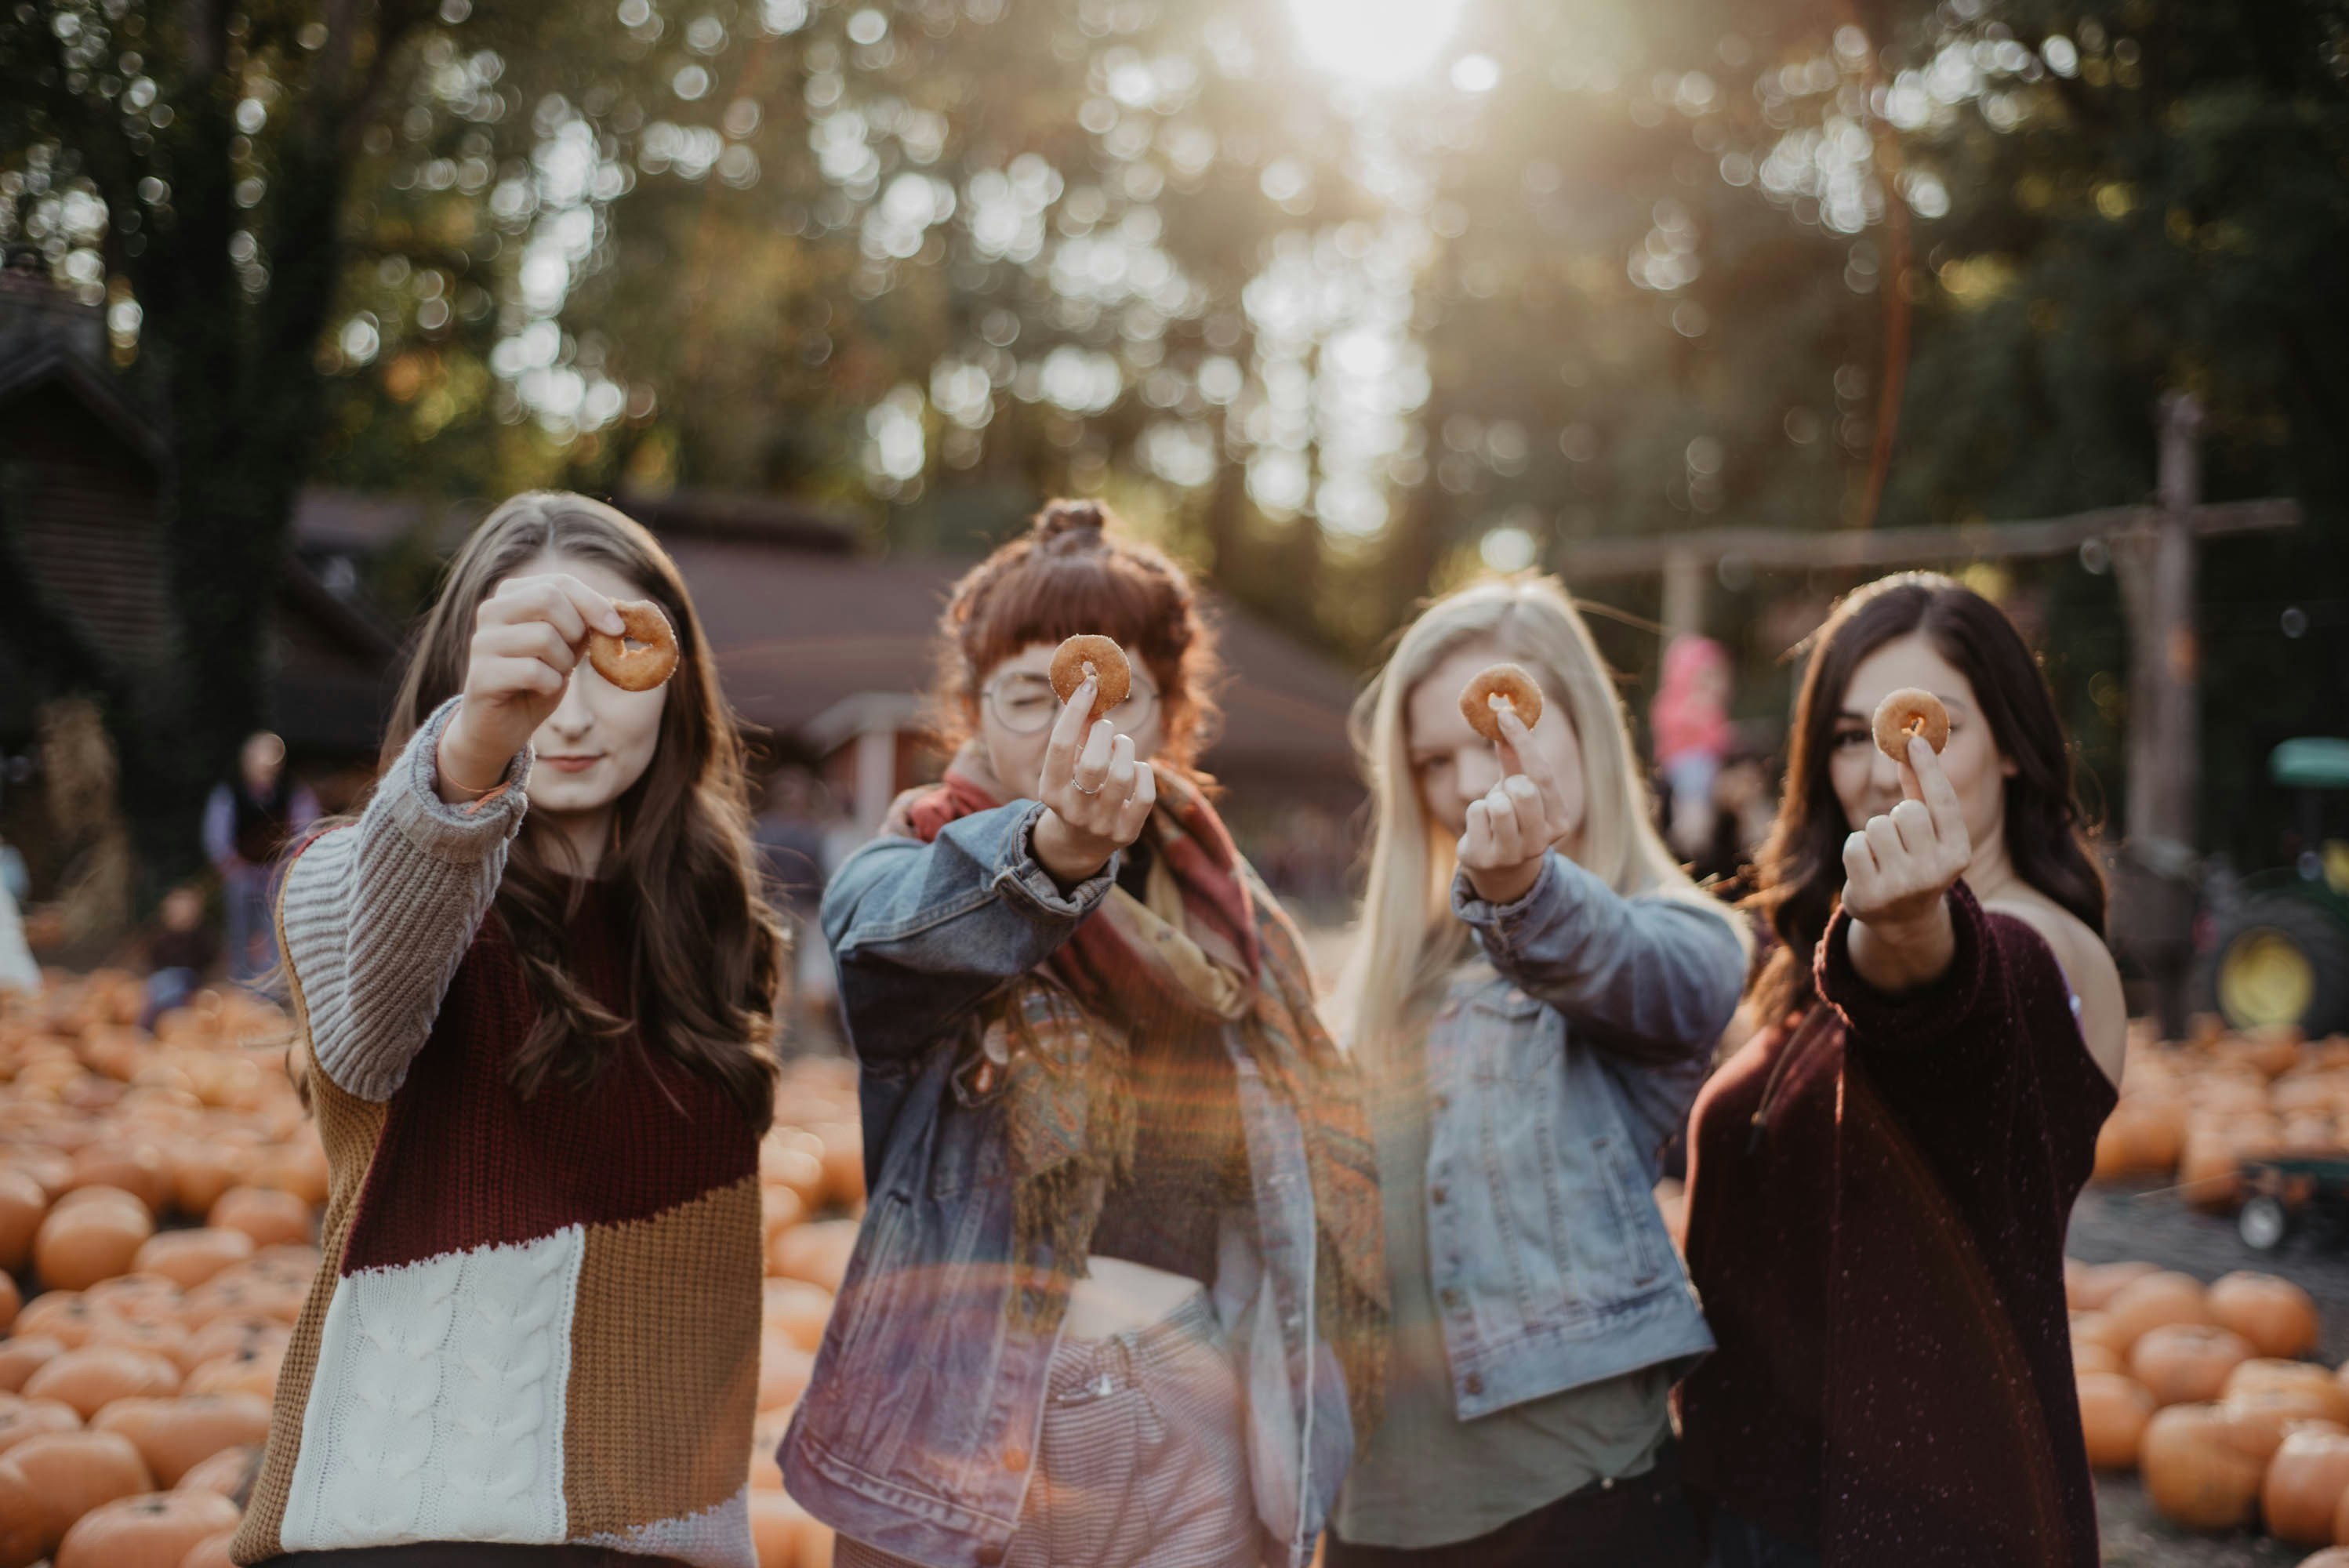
xmin=1031 ymin=675 xmax=1156 ymax=885
xmin=1458 ymin=707 xmax=1574 ymax=907
xmin=1841 ymin=735 xmax=1972 ymax=992
xmin=437 ymin=574 xmax=627 ymax=804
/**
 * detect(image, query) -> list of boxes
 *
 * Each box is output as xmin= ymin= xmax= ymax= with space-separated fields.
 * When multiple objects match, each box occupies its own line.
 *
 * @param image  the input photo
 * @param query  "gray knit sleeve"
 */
xmin=279 ymin=697 xmax=531 ymax=1101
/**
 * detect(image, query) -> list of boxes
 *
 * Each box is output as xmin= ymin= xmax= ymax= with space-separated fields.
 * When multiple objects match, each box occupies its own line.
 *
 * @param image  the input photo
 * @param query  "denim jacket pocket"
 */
xmin=1464 ymin=987 xmax=1559 ymax=1091
xmin=1588 ymin=1132 xmax=1666 ymax=1290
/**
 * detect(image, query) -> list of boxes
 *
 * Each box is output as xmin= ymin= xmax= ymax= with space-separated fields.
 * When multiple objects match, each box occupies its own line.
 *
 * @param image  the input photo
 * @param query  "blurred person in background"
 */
xmin=140 ymin=884 xmax=218 ymax=1026
xmin=754 ymin=764 xmax=847 ymax=1033
xmin=202 ymin=730 xmax=319 ymax=987
xmin=1652 ymin=634 xmax=1734 ymax=862
xmin=0 ymin=830 xmax=34 ymax=995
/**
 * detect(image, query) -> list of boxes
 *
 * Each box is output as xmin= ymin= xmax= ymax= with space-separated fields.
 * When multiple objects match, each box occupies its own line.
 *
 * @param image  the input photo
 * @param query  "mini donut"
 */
xmin=1872 ymin=687 xmax=1950 ymax=760
xmin=1458 ymin=662 xmax=1545 ymax=744
xmin=586 ymin=599 xmax=680 ymax=692
xmin=1047 ymin=634 xmax=1131 ymax=724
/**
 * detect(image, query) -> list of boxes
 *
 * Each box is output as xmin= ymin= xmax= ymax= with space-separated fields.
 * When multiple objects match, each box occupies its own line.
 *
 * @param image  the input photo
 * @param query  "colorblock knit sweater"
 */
xmin=231 ymin=700 xmax=764 ymax=1568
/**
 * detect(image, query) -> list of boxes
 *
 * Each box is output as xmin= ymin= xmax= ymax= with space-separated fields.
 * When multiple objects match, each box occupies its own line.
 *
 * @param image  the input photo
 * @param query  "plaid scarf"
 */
xmin=891 ymin=747 xmax=1388 ymax=1435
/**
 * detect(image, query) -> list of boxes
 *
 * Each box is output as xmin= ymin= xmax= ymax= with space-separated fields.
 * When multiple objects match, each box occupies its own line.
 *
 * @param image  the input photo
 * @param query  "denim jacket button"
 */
xmin=1431 ymin=1184 xmax=1449 ymax=1205
xmin=1463 ymin=1372 xmax=1484 ymax=1396
xmin=1004 ymin=1445 xmax=1030 ymax=1472
xmin=1439 ymin=1287 xmax=1461 ymax=1310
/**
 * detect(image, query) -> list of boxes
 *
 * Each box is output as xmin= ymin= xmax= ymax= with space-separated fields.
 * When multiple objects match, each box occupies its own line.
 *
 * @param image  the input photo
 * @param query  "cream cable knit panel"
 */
xmin=280 ymin=696 xmax=530 ymax=1103
xmin=280 ymin=1228 xmax=585 ymax=1549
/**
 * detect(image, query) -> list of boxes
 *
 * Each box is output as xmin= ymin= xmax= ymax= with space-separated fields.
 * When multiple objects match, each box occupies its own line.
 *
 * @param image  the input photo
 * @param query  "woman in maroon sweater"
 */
xmin=1679 ymin=574 xmax=2125 ymax=1568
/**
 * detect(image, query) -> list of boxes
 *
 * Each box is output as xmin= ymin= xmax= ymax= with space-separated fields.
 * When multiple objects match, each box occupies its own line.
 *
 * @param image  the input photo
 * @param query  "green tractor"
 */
xmin=2208 ymin=738 xmax=2349 ymax=1038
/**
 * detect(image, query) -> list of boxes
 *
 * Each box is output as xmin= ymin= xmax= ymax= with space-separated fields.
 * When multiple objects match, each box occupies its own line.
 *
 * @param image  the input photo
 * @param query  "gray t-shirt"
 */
xmin=1332 ymin=988 xmax=1672 ymax=1548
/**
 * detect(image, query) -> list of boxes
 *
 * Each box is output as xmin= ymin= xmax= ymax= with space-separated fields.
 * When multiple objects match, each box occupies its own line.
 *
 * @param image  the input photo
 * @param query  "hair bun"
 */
xmin=1033 ymin=499 xmax=1107 ymax=542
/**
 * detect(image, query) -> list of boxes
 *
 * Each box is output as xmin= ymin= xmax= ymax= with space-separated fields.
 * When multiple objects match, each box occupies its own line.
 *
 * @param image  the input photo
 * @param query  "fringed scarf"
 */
xmin=890 ymin=746 xmax=1389 ymax=1434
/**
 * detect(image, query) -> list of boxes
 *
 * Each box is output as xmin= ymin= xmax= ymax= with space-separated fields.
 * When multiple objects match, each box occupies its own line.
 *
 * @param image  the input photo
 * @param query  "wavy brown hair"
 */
xmin=379 ymin=492 xmax=782 ymax=1128
xmin=930 ymin=499 xmax=1223 ymax=772
xmin=1748 ymin=572 xmax=2106 ymax=1024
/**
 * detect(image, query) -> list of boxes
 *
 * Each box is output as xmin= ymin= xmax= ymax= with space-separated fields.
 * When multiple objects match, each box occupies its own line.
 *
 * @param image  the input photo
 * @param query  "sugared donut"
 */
xmin=586 ymin=600 xmax=680 ymax=692
xmin=1458 ymin=663 xmax=1545 ymax=743
xmin=1048 ymin=635 xmax=1131 ymax=724
xmin=1872 ymin=687 xmax=1950 ymax=760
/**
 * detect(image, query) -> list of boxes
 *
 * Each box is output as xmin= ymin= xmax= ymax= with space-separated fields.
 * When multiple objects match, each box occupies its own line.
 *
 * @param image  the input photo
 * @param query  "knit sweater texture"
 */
xmin=231 ymin=700 xmax=763 ymax=1568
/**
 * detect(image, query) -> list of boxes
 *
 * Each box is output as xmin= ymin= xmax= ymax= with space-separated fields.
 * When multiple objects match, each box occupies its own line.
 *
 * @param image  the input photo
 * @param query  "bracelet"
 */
xmin=436 ymin=746 xmax=508 ymax=800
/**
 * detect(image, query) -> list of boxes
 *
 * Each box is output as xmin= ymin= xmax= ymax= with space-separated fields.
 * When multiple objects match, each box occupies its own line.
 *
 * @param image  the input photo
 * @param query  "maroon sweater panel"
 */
xmin=1679 ymin=883 xmax=2115 ymax=1566
xmin=340 ymin=884 xmax=761 ymax=1275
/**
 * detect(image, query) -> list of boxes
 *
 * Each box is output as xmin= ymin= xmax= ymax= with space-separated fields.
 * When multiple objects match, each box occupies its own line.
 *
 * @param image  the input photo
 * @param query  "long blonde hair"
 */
xmin=1336 ymin=575 xmax=1728 ymax=1051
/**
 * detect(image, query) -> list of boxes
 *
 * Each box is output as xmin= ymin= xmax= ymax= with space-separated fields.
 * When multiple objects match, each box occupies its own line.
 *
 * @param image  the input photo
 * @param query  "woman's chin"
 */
xmin=531 ymin=778 xmax=622 ymax=817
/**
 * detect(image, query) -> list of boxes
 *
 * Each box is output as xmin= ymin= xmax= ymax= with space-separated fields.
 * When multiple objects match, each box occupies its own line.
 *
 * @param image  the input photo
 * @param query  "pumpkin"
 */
xmin=0 ymin=1171 xmax=47 ymax=1272
xmin=172 ymin=1443 xmax=259 ymax=1500
xmin=812 ymin=1123 xmax=864 ymax=1208
xmin=2140 ymin=1402 xmax=2271 ymax=1530
xmin=761 ymin=1138 xmax=826 ymax=1210
xmin=84 ymin=1273 xmax=186 ymax=1325
xmin=750 ymin=1487 xmax=801 ymax=1568
xmin=34 ymin=1192 xmax=154 ymax=1290
xmin=2130 ymin=1323 xmax=2255 ymax=1407
xmin=0 ymin=1395 xmax=81 ymax=1454
xmin=183 ymin=1342 xmax=282 ymax=1401
xmin=2100 ymin=1271 xmax=2211 ymax=1353
xmin=2069 ymin=1260 xmax=2160 ymax=1312
xmin=205 ymin=1186 xmax=311 ymax=1250
xmin=2261 ymin=1427 xmax=2349 ymax=1544
xmin=2075 ymin=1371 xmax=2155 ymax=1469
xmin=2206 ymin=1272 xmax=2322 ymax=1359
xmin=759 ymin=1338 xmax=814 ymax=1412
xmin=762 ymin=1185 xmax=808 ymax=1247
xmin=245 ymin=1138 xmax=329 ymax=1207
xmin=748 ymin=1409 xmax=792 ymax=1492
xmin=0 ymin=1455 xmax=42 ymax=1568
xmin=2218 ymin=1395 xmax=2347 ymax=1457
xmin=92 ymin=1394 xmax=270 ymax=1486
xmin=165 ymin=1145 xmax=251 ymax=1221
xmin=53 ymin=1488 xmax=240 ymax=1568
xmin=2293 ymin=1552 xmax=2349 ymax=1568
xmin=132 ymin=1230 xmax=255 ymax=1293
xmin=4 ymin=1429 xmax=155 ymax=1552
xmin=770 ymin=1221 xmax=858 ymax=1293
xmin=0 ymin=1338 xmax=62 ymax=1393
xmin=2071 ymin=1341 xmax=2121 ymax=1376
xmin=176 ymin=1526 xmax=239 ymax=1568
xmin=763 ymin=1280 xmax=834 ymax=1354
xmin=63 ymin=1143 xmax=170 ymax=1214
xmin=24 ymin=1346 xmax=181 ymax=1418
xmin=180 ymin=1316 xmax=289 ymax=1376
xmin=2226 ymin=1360 xmax=2349 ymax=1425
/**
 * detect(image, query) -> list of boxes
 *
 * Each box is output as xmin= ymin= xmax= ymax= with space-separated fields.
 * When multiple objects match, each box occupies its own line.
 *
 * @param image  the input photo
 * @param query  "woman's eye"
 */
xmin=1832 ymin=729 xmax=1871 ymax=750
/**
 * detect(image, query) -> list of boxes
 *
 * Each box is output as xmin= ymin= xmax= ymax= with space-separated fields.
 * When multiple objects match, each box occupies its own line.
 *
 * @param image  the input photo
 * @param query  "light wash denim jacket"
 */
xmin=781 ymin=800 xmax=1352 ymax=1568
xmin=1425 ymin=849 xmax=1742 ymax=1418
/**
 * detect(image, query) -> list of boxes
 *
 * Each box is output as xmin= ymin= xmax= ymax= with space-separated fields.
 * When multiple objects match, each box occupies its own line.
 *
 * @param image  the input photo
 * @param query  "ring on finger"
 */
xmin=1073 ymin=779 xmax=1102 ymax=796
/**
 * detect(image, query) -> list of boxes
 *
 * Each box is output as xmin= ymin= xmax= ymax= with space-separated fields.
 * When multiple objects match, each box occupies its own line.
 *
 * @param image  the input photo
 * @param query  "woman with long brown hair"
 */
xmin=782 ymin=500 xmax=1385 ymax=1568
xmin=1678 ymin=572 xmax=2123 ymax=1568
xmin=234 ymin=492 xmax=782 ymax=1568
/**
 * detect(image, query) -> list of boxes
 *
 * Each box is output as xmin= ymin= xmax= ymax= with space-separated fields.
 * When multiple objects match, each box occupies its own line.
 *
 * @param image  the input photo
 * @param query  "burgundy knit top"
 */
xmin=1678 ymin=884 xmax=2116 ymax=1566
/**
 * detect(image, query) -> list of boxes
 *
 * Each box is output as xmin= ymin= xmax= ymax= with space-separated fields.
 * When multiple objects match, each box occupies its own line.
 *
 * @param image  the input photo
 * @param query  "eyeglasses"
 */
xmin=981 ymin=670 xmax=1160 ymax=735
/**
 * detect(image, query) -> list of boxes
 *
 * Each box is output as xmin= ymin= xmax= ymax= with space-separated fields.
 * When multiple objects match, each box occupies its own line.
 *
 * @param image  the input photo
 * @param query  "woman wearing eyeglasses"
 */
xmin=782 ymin=500 xmax=1386 ymax=1568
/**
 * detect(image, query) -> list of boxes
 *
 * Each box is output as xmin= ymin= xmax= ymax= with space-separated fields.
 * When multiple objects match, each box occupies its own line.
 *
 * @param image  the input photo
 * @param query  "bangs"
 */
xmin=957 ymin=550 xmax=1189 ymax=674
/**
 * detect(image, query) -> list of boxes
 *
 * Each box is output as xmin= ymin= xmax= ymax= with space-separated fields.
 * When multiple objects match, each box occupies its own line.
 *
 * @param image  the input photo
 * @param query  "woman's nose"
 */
xmin=1866 ymin=743 xmax=1902 ymax=798
xmin=1457 ymin=747 xmax=1502 ymax=801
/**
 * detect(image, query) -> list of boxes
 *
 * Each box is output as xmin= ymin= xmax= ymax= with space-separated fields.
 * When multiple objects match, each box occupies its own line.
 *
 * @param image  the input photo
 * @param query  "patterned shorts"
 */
xmin=837 ymin=1290 xmax=1261 ymax=1568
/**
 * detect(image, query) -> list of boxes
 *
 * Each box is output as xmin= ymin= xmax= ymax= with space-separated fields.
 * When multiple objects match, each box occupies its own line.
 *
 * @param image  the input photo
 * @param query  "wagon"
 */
xmin=2236 ymin=1153 xmax=2349 ymax=1252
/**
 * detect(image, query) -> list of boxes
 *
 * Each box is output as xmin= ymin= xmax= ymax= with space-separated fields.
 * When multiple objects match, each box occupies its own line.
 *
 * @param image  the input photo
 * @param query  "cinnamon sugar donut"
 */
xmin=586 ymin=600 xmax=680 ymax=692
xmin=1871 ymin=687 xmax=1950 ymax=760
xmin=1458 ymin=663 xmax=1545 ymax=743
xmin=1047 ymin=635 xmax=1131 ymax=724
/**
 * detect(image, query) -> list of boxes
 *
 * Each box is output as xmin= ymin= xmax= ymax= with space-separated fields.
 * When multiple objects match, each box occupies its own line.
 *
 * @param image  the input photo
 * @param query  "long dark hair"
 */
xmin=1748 ymin=572 xmax=2106 ymax=1022
xmin=380 ymin=492 xmax=782 ymax=1128
xmin=931 ymin=499 xmax=1223 ymax=771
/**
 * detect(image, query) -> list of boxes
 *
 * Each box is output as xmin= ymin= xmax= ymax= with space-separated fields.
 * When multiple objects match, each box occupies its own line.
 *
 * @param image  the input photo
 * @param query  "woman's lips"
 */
xmin=542 ymin=754 xmax=603 ymax=773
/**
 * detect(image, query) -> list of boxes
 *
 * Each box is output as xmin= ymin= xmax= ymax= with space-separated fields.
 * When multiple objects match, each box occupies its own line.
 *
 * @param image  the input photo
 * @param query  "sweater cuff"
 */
xmin=385 ymin=697 xmax=532 ymax=862
xmin=1817 ymin=880 xmax=1989 ymax=1051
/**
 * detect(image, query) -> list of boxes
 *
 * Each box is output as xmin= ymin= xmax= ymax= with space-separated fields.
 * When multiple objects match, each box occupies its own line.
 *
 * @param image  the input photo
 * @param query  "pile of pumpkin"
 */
xmin=2069 ymin=1259 xmax=2349 ymax=1556
xmin=0 ymin=968 xmax=868 ymax=1568
xmin=2093 ymin=1021 xmax=2349 ymax=1208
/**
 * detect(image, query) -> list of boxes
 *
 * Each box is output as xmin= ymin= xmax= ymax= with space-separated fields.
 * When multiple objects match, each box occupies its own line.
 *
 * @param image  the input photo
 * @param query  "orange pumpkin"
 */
xmin=2140 ymin=1402 xmax=2271 ymax=1530
xmin=0 ymin=1338 xmax=62 ymax=1393
xmin=245 ymin=1138 xmax=329 ymax=1208
xmin=760 ymin=1138 xmax=826 ymax=1210
xmin=176 ymin=1525 xmax=240 ymax=1568
xmin=2100 ymin=1271 xmax=2211 ymax=1354
xmin=183 ymin=1342 xmax=281 ymax=1401
xmin=2068 ymin=1260 xmax=2160 ymax=1312
xmin=0 ymin=1171 xmax=48 ymax=1273
xmin=205 ymin=1186 xmax=310 ymax=1250
xmin=2075 ymin=1371 xmax=2155 ymax=1469
xmin=0 ymin=1395 xmax=81 ymax=1454
xmin=770 ymin=1221 xmax=858 ymax=1293
xmin=2261 ymin=1427 xmax=2349 ymax=1544
xmin=131 ymin=1231 xmax=254 ymax=1293
xmin=180 ymin=1316 xmax=289 ymax=1377
xmin=23 ymin=1345 xmax=180 ymax=1418
xmin=2226 ymin=1359 xmax=2349 ymax=1425
xmin=2071 ymin=1341 xmax=2121 ymax=1376
xmin=83 ymin=1273 xmax=186 ymax=1325
xmin=0 ymin=1455 xmax=42 ymax=1568
xmin=2206 ymin=1272 xmax=2322 ymax=1359
xmin=2218 ymin=1394 xmax=2346 ymax=1456
xmin=2130 ymin=1323 xmax=2255 ymax=1407
xmin=763 ymin=1279 xmax=834 ymax=1354
xmin=750 ymin=1487 xmax=824 ymax=1568
xmin=63 ymin=1143 xmax=169 ymax=1215
xmin=53 ymin=1488 xmax=240 ymax=1568
xmin=172 ymin=1443 xmax=259 ymax=1500
xmin=91 ymin=1394 xmax=270 ymax=1487
xmin=4 ymin=1429 xmax=154 ymax=1553
xmin=34 ymin=1193 xmax=154 ymax=1290
xmin=758 ymin=1338 xmax=814 ymax=1413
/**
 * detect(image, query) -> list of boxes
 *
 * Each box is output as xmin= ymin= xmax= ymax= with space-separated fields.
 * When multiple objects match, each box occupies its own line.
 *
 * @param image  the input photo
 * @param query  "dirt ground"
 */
xmin=2068 ymin=1178 xmax=2349 ymax=1566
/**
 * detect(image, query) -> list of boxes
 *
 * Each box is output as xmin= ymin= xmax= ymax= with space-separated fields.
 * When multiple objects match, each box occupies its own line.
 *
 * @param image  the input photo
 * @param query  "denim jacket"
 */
xmin=782 ymin=800 xmax=1352 ymax=1568
xmin=1425 ymin=851 xmax=1741 ymax=1419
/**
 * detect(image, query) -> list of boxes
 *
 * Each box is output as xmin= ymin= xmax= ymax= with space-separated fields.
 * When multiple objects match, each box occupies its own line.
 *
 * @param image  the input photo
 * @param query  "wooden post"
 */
xmin=1660 ymin=546 xmax=1705 ymax=648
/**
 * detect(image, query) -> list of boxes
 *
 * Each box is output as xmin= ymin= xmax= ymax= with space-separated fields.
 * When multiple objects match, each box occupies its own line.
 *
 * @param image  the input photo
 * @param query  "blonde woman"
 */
xmin=1327 ymin=576 xmax=1748 ymax=1568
